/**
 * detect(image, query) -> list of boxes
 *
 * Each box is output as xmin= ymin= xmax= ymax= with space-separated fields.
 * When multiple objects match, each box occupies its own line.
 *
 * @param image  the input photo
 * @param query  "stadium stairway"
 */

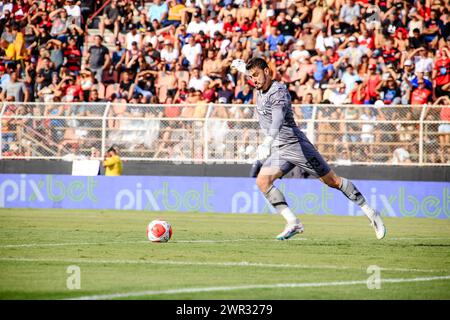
xmin=82 ymin=3 xmax=153 ymax=69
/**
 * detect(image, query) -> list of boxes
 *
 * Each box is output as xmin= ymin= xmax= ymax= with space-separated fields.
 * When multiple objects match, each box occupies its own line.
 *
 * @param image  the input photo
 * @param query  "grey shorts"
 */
xmin=262 ymin=137 xmax=331 ymax=178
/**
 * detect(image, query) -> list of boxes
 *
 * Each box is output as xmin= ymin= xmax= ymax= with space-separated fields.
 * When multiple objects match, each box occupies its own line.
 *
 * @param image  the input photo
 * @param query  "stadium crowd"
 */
xmin=0 ymin=0 xmax=449 ymax=163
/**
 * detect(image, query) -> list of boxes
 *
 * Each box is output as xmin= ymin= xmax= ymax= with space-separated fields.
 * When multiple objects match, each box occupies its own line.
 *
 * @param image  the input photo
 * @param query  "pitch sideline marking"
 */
xmin=0 ymin=257 xmax=445 ymax=273
xmin=67 ymin=275 xmax=450 ymax=300
xmin=0 ymin=238 xmax=308 ymax=248
xmin=3 ymin=235 xmax=449 ymax=249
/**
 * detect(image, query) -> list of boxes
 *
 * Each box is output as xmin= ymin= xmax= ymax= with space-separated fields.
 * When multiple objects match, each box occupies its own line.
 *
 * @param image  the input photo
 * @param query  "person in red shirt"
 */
xmin=350 ymin=80 xmax=365 ymax=104
xmin=325 ymin=46 xmax=339 ymax=64
xmin=364 ymin=64 xmax=381 ymax=104
xmin=410 ymin=80 xmax=432 ymax=119
xmin=63 ymin=36 xmax=82 ymax=73
xmin=410 ymin=80 xmax=432 ymax=105
xmin=223 ymin=14 xmax=240 ymax=34
xmin=62 ymin=75 xmax=83 ymax=102
xmin=240 ymin=17 xmax=257 ymax=34
xmin=433 ymin=48 xmax=450 ymax=97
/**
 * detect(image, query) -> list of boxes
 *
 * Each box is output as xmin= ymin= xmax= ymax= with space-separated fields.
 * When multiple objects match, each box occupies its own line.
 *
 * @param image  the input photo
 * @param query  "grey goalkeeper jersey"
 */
xmin=256 ymin=81 xmax=305 ymax=147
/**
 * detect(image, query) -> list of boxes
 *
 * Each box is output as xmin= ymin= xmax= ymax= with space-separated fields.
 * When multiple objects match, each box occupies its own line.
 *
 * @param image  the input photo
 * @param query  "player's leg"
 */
xmin=256 ymin=164 xmax=304 ymax=240
xmin=319 ymin=170 xmax=386 ymax=239
xmin=291 ymin=136 xmax=386 ymax=239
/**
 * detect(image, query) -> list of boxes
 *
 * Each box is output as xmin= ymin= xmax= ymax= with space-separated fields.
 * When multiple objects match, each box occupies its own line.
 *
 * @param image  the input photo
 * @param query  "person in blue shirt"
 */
xmin=236 ymin=84 xmax=253 ymax=104
xmin=313 ymin=55 xmax=334 ymax=83
xmin=148 ymin=0 xmax=168 ymax=23
xmin=266 ymin=26 xmax=285 ymax=52
xmin=410 ymin=72 xmax=433 ymax=90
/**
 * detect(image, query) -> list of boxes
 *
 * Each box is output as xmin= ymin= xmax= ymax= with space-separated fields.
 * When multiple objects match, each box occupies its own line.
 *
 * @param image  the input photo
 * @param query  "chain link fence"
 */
xmin=1 ymin=102 xmax=449 ymax=165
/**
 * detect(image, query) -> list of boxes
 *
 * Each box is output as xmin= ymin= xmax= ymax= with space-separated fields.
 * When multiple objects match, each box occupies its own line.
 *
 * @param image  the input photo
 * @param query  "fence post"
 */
xmin=203 ymin=103 xmax=214 ymax=164
xmin=309 ymin=104 xmax=318 ymax=145
xmin=418 ymin=104 xmax=427 ymax=165
xmin=0 ymin=102 xmax=6 ymax=160
xmin=101 ymin=102 xmax=110 ymax=159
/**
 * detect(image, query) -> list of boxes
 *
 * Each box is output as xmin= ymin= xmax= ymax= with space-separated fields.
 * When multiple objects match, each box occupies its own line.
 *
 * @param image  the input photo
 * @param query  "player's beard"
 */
xmin=254 ymin=77 xmax=266 ymax=90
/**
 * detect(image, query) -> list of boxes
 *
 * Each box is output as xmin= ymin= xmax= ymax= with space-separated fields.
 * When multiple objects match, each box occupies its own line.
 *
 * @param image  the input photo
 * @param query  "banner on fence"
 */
xmin=0 ymin=174 xmax=448 ymax=219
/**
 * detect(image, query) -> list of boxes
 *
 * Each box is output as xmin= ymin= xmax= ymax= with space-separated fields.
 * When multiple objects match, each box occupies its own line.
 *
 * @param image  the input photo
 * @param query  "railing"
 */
xmin=1 ymin=102 xmax=449 ymax=166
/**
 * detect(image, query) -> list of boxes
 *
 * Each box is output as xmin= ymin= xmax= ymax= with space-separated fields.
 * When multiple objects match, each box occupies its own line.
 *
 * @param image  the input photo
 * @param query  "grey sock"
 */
xmin=339 ymin=178 xmax=368 ymax=207
xmin=264 ymin=185 xmax=288 ymax=211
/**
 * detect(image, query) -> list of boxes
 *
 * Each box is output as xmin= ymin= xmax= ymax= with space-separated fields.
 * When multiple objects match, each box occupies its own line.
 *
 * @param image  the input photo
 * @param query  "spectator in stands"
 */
xmin=187 ymin=11 xmax=207 ymax=35
xmin=63 ymin=36 xmax=82 ymax=74
xmin=410 ymin=80 xmax=433 ymax=106
xmin=433 ymin=47 xmax=450 ymax=97
xmin=390 ymin=146 xmax=412 ymax=164
xmin=160 ymin=39 xmax=179 ymax=68
xmin=86 ymin=35 xmax=110 ymax=83
xmin=339 ymin=0 xmax=360 ymax=28
xmin=118 ymin=69 xmax=135 ymax=101
xmin=266 ymin=25 xmax=285 ymax=52
xmin=188 ymin=67 xmax=210 ymax=92
xmin=378 ymin=74 xmax=401 ymax=105
xmin=99 ymin=0 xmax=120 ymax=40
xmin=0 ymin=70 xmax=28 ymax=102
xmin=236 ymin=83 xmax=253 ymax=105
xmin=125 ymin=24 xmax=142 ymax=51
xmin=180 ymin=35 xmax=202 ymax=69
xmin=148 ymin=0 xmax=168 ymax=24
xmin=162 ymin=0 xmax=185 ymax=28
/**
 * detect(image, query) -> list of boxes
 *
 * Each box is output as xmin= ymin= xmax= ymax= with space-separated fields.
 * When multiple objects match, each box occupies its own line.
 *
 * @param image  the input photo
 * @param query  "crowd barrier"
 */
xmin=1 ymin=102 xmax=449 ymax=166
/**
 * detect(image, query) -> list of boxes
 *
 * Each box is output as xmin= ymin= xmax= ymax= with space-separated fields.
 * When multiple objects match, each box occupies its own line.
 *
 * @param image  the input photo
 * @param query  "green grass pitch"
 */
xmin=0 ymin=208 xmax=449 ymax=300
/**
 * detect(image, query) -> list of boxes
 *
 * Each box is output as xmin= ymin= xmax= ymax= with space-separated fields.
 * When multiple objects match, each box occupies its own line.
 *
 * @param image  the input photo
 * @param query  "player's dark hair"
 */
xmin=246 ymin=57 xmax=269 ymax=71
xmin=107 ymin=147 xmax=117 ymax=154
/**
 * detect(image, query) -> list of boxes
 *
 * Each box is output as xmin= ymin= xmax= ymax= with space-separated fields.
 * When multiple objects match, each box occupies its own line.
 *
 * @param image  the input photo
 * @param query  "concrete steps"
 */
xmin=82 ymin=2 xmax=154 ymax=69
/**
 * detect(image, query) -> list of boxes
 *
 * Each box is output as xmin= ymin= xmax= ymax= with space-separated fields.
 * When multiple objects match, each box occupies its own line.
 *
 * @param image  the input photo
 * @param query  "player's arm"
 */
xmin=257 ymin=90 xmax=287 ymax=161
xmin=103 ymin=156 xmax=118 ymax=167
xmin=267 ymin=92 xmax=287 ymax=139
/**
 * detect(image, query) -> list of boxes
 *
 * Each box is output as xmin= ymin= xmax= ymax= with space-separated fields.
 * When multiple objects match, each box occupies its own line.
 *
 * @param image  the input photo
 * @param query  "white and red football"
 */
xmin=146 ymin=220 xmax=172 ymax=243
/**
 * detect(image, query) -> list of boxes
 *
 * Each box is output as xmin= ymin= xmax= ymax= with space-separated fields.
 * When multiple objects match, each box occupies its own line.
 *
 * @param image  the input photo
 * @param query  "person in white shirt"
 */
xmin=412 ymin=47 xmax=434 ymax=76
xmin=360 ymin=107 xmax=376 ymax=143
xmin=187 ymin=11 xmax=207 ymax=34
xmin=391 ymin=147 xmax=411 ymax=164
xmin=64 ymin=0 xmax=81 ymax=26
xmin=290 ymin=40 xmax=310 ymax=62
xmin=338 ymin=36 xmax=365 ymax=67
xmin=160 ymin=40 xmax=179 ymax=65
xmin=0 ymin=1 xmax=13 ymax=19
xmin=407 ymin=11 xmax=424 ymax=37
xmin=329 ymin=83 xmax=349 ymax=105
xmin=205 ymin=11 xmax=223 ymax=38
xmin=142 ymin=26 xmax=158 ymax=48
xmin=341 ymin=64 xmax=361 ymax=94
xmin=180 ymin=36 xmax=202 ymax=68
xmin=315 ymin=27 xmax=337 ymax=53
xmin=125 ymin=24 xmax=142 ymax=50
xmin=188 ymin=68 xmax=211 ymax=91
xmin=339 ymin=0 xmax=360 ymax=25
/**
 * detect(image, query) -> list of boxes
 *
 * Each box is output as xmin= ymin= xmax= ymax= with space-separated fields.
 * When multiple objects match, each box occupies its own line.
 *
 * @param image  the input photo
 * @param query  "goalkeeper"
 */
xmin=233 ymin=58 xmax=386 ymax=240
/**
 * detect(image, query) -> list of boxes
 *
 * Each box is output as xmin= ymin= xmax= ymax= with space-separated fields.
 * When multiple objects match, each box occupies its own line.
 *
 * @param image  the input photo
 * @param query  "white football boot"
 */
xmin=276 ymin=223 xmax=304 ymax=240
xmin=363 ymin=207 xmax=386 ymax=240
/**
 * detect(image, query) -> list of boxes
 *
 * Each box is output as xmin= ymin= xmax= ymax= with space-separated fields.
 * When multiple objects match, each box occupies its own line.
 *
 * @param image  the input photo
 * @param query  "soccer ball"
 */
xmin=147 ymin=220 xmax=172 ymax=243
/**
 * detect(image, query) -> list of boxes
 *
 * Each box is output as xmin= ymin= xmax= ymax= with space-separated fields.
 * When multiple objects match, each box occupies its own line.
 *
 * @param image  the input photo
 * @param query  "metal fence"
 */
xmin=1 ymin=102 xmax=449 ymax=166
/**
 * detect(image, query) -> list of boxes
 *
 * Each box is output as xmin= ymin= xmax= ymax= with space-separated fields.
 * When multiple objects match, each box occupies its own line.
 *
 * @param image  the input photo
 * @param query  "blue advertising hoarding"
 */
xmin=0 ymin=174 xmax=448 ymax=219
